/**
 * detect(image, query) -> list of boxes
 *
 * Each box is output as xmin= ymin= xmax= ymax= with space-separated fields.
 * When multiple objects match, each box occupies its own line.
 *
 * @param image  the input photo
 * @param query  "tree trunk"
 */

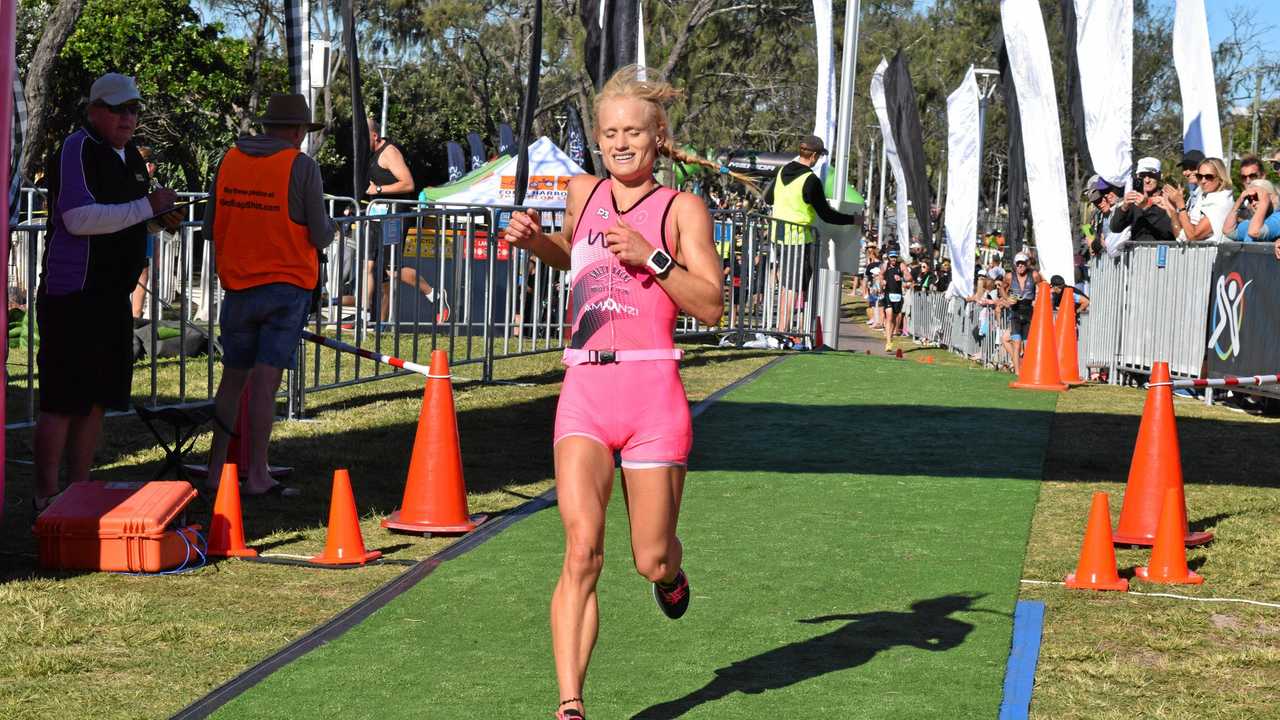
xmin=20 ymin=0 xmax=84 ymax=181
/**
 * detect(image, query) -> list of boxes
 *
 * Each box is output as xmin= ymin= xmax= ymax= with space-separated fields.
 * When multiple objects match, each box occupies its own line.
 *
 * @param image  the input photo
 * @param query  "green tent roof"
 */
xmin=419 ymin=155 xmax=510 ymax=203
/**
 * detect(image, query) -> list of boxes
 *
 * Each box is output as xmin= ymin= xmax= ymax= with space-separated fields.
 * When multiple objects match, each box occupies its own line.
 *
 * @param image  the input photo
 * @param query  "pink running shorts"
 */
xmin=554 ymin=359 xmax=692 ymax=468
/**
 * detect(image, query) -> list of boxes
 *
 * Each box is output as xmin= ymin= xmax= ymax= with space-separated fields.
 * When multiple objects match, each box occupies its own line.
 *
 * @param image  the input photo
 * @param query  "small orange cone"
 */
xmin=814 ymin=316 xmax=824 ymax=348
xmin=894 ymin=348 xmax=903 ymax=359
xmin=382 ymin=351 xmax=483 ymax=534
xmin=207 ymin=463 xmax=258 ymax=558
xmin=1064 ymin=492 xmax=1128 ymax=591
xmin=1135 ymin=488 xmax=1204 ymax=585
xmin=311 ymin=470 xmax=381 ymax=566
xmin=1055 ymin=288 xmax=1084 ymax=385
xmin=1113 ymin=361 xmax=1213 ymax=547
xmin=1010 ymin=282 xmax=1067 ymax=391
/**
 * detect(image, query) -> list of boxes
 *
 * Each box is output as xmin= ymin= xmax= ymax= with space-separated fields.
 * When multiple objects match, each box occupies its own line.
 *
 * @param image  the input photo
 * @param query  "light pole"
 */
xmin=375 ymin=64 xmax=396 ymax=136
xmin=973 ymin=68 xmax=1000 ymax=233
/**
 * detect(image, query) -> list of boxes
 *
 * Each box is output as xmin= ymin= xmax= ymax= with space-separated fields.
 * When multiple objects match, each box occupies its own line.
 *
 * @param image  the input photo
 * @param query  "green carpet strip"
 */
xmin=211 ymin=354 xmax=1057 ymax=719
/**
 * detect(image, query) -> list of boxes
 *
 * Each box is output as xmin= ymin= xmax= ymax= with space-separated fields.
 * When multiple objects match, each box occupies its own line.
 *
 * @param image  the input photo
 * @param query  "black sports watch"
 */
xmin=646 ymin=248 xmax=674 ymax=277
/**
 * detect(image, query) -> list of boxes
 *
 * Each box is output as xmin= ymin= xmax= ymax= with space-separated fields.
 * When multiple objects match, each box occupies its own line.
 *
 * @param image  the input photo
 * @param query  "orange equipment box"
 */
xmin=35 ymin=481 xmax=202 ymax=573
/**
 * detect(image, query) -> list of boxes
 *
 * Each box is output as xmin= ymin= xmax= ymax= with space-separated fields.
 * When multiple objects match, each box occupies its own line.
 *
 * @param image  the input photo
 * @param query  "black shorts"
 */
xmin=365 ymin=216 xmax=410 ymax=268
xmin=36 ymin=290 xmax=135 ymax=415
xmin=878 ymin=297 xmax=904 ymax=314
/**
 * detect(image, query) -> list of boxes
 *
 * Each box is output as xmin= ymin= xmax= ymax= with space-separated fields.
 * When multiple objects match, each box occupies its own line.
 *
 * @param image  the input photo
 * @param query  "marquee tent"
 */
xmin=420 ymin=136 xmax=587 ymax=209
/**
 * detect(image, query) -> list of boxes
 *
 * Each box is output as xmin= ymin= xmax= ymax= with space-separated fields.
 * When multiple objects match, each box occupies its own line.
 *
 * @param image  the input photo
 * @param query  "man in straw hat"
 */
xmin=33 ymin=73 xmax=182 ymax=514
xmin=201 ymin=94 xmax=334 ymax=497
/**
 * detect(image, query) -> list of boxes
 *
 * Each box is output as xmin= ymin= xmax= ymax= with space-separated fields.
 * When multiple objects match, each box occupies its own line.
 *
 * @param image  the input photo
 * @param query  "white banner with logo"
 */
xmin=945 ymin=67 xmax=980 ymax=299
xmin=1000 ymin=0 xmax=1074 ymax=284
xmin=1075 ymin=0 xmax=1132 ymax=187
xmin=870 ymin=58 xmax=910 ymax=249
xmin=1173 ymin=0 xmax=1223 ymax=159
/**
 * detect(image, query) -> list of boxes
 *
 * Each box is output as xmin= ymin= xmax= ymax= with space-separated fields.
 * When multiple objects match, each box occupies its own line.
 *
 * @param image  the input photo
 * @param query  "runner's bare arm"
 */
xmin=370 ymin=143 xmax=415 ymax=196
xmin=659 ymin=192 xmax=724 ymax=326
xmin=504 ymin=174 xmax=597 ymax=270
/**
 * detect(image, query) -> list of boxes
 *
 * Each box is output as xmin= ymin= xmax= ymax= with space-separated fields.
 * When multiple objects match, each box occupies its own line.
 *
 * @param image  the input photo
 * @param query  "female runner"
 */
xmin=504 ymin=66 xmax=729 ymax=720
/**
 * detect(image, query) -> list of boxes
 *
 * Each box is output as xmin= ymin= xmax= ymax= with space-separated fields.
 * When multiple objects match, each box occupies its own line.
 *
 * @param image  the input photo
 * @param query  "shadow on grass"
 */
xmin=631 ymin=594 xmax=986 ymax=719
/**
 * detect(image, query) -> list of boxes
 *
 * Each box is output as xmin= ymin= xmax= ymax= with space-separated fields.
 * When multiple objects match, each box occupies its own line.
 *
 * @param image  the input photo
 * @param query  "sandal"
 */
xmin=33 ymin=490 xmax=65 ymax=516
xmin=243 ymin=482 xmax=301 ymax=499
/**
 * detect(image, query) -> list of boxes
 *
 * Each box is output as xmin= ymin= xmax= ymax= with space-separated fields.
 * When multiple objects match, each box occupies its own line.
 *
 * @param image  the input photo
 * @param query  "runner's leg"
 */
xmin=620 ymin=465 xmax=686 ymax=585
xmin=551 ymin=436 xmax=616 ymax=714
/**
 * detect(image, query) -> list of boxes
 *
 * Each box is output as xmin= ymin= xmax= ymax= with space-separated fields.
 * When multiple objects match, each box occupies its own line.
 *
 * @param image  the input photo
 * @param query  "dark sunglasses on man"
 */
xmin=95 ymin=100 xmax=143 ymax=116
xmin=1271 ymin=159 xmax=1280 ymax=172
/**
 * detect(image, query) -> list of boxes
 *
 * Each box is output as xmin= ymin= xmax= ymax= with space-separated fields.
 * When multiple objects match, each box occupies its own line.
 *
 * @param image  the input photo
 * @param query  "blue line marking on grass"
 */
xmin=998 ymin=599 xmax=1045 ymax=720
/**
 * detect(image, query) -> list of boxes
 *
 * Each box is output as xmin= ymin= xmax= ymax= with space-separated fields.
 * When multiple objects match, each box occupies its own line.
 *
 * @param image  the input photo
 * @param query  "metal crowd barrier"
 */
xmin=907 ymin=290 xmax=1012 ymax=369
xmin=908 ymin=241 xmax=1225 ymax=385
xmin=5 ymin=190 xmax=820 ymax=427
xmin=1083 ymin=241 xmax=1219 ymax=382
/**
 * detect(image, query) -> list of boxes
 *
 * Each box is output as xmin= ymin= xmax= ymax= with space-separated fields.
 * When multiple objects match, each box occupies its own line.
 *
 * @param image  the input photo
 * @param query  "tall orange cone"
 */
xmin=207 ymin=463 xmax=258 ymax=558
xmin=185 ymin=384 xmax=292 ymax=479
xmin=382 ymin=350 xmax=483 ymax=534
xmin=311 ymin=469 xmax=381 ymax=566
xmin=1010 ymin=282 xmax=1067 ymax=391
xmin=1134 ymin=488 xmax=1204 ymax=585
xmin=1113 ymin=361 xmax=1213 ymax=547
xmin=1064 ymin=492 xmax=1128 ymax=592
xmin=1054 ymin=288 xmax=1084 ymax=385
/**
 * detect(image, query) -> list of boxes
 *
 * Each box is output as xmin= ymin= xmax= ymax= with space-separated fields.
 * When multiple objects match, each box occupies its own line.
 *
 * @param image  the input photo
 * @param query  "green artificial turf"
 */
xmin=213 ymin=353 xmax=1059 ymax=719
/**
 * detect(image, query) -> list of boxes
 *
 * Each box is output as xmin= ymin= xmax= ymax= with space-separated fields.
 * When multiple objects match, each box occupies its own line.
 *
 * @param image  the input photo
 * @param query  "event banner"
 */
xmin=870 ymin=59 xmax=910 ymax=248
xmin=945 ymin=66 xmax=980 ymax=300
xmin=1173 ymin=0 xmax=1223 ymax=158
xmin=1000 ymin=0 xmax=1073 ymax=284
xmin=1075 ymin=0 xmax=1132 ymax=188
xmin=1205 ymin=247 xmax=1280 ymax=378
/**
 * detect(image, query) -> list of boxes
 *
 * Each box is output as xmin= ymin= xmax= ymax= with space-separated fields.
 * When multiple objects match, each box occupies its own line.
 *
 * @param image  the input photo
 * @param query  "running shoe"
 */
xmin=435 ymin=288 xmax=450 ymax=324
xmin=653 ymin=569 xmax=690 ymax=619
xmin=555 ymin=710 xmax=584 ymax=720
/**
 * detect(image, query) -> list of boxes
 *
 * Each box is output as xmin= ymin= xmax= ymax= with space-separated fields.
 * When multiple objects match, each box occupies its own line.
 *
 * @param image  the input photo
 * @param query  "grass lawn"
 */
xmin=212 ymin=353 xmax=1056 ymax=719
xmin=0 ymin=342 xmax=780 ymax=720
xmin=882 ymin=317 xmax=1280 ymax=720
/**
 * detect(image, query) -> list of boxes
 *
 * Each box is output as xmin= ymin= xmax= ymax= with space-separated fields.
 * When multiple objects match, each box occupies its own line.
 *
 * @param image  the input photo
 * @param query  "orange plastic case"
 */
xmin=35 ymin=481 xmax=202 ymax=573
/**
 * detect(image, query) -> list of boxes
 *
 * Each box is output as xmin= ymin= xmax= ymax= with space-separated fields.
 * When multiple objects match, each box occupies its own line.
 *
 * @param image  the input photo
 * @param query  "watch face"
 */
xmin=651 ymin=250 xmax=673 ymax=272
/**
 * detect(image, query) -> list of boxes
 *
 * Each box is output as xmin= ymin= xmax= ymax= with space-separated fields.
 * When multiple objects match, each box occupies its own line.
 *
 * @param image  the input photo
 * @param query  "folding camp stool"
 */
xmin=133 ymin=402 xmax=220 ymax=482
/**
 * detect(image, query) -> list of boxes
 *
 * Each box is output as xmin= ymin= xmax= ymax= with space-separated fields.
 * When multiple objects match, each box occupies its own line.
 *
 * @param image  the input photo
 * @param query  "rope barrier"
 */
xmin=1020 ymin=579 xmax=1280 ymax=609
xmin=300 ymin=330 xmax=433 ymax=377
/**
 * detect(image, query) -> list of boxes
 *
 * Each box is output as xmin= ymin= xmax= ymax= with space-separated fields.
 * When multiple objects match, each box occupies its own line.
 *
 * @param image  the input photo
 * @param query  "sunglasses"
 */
xmin=95 ymin=101 xmax=143 ymax=116
xmin=1242 ymin=172 xmax=1262 ymax=182
xmin=1196 ymin=173 xmax=1218 ymax=181
xmin=1272 ymin=160 xmax=1280 ymax=172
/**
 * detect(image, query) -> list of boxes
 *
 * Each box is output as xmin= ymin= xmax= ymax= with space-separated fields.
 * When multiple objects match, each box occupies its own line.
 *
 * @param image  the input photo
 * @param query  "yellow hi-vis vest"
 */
xmin=771 ymin=167 xmax=816 ymax=245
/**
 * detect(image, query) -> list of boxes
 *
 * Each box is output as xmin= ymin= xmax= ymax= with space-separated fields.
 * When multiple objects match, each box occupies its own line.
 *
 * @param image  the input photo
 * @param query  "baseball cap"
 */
xmin=89 ymin=73 xmax=142 ymax=106
xmin=1179 ymin=149 xmax=1206 ymax=171
xmin=887 ymin=248 xmax=899 ymax=258
xmin=1136 ymin=156 xmax=1162 ymax=177
xmin=799 ymin=135 xmax=828 ymax=156
xmin=1014 ymin=252 xmax=1029 ymax=264
xmin=1050 ymin=274 xmax=1066 ymax=288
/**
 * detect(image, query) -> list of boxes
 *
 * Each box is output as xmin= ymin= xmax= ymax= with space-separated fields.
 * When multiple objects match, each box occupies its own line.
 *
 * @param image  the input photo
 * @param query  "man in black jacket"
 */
xmin=1110 ymin=156 xmax=1176 ymax=244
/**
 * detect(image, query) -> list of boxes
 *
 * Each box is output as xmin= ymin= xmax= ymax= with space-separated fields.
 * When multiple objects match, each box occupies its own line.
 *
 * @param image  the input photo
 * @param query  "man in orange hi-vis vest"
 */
xmin=201 ymin=94 xmax=334 ymax=497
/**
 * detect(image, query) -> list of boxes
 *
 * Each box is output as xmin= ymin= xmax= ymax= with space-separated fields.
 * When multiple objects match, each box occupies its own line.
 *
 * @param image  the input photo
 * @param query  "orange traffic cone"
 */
xmin=382 ymin=351 xmax=484 ymax=534
xmin=207 ymin=463 xmax=258 ymax=558
xmin=814 ymin=316 xmax=824 ymax=349
xmin=1064 ymin=492 xmax=1128 ymax=591
xmin=1134 ymin=487 xmax=1204 ymax=585
xmin=895 ymin=348 xmax=903 ymax=359
xmin=311 ymin=469 xmax=382 ymax=566
xmin=1010 ymin=282 xmax=1067 ymax=391
xmin=1055 ymin=288 xmax=1084 ymax=385
xmin=1113 ymin=361 xmax=1213 ymax=547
